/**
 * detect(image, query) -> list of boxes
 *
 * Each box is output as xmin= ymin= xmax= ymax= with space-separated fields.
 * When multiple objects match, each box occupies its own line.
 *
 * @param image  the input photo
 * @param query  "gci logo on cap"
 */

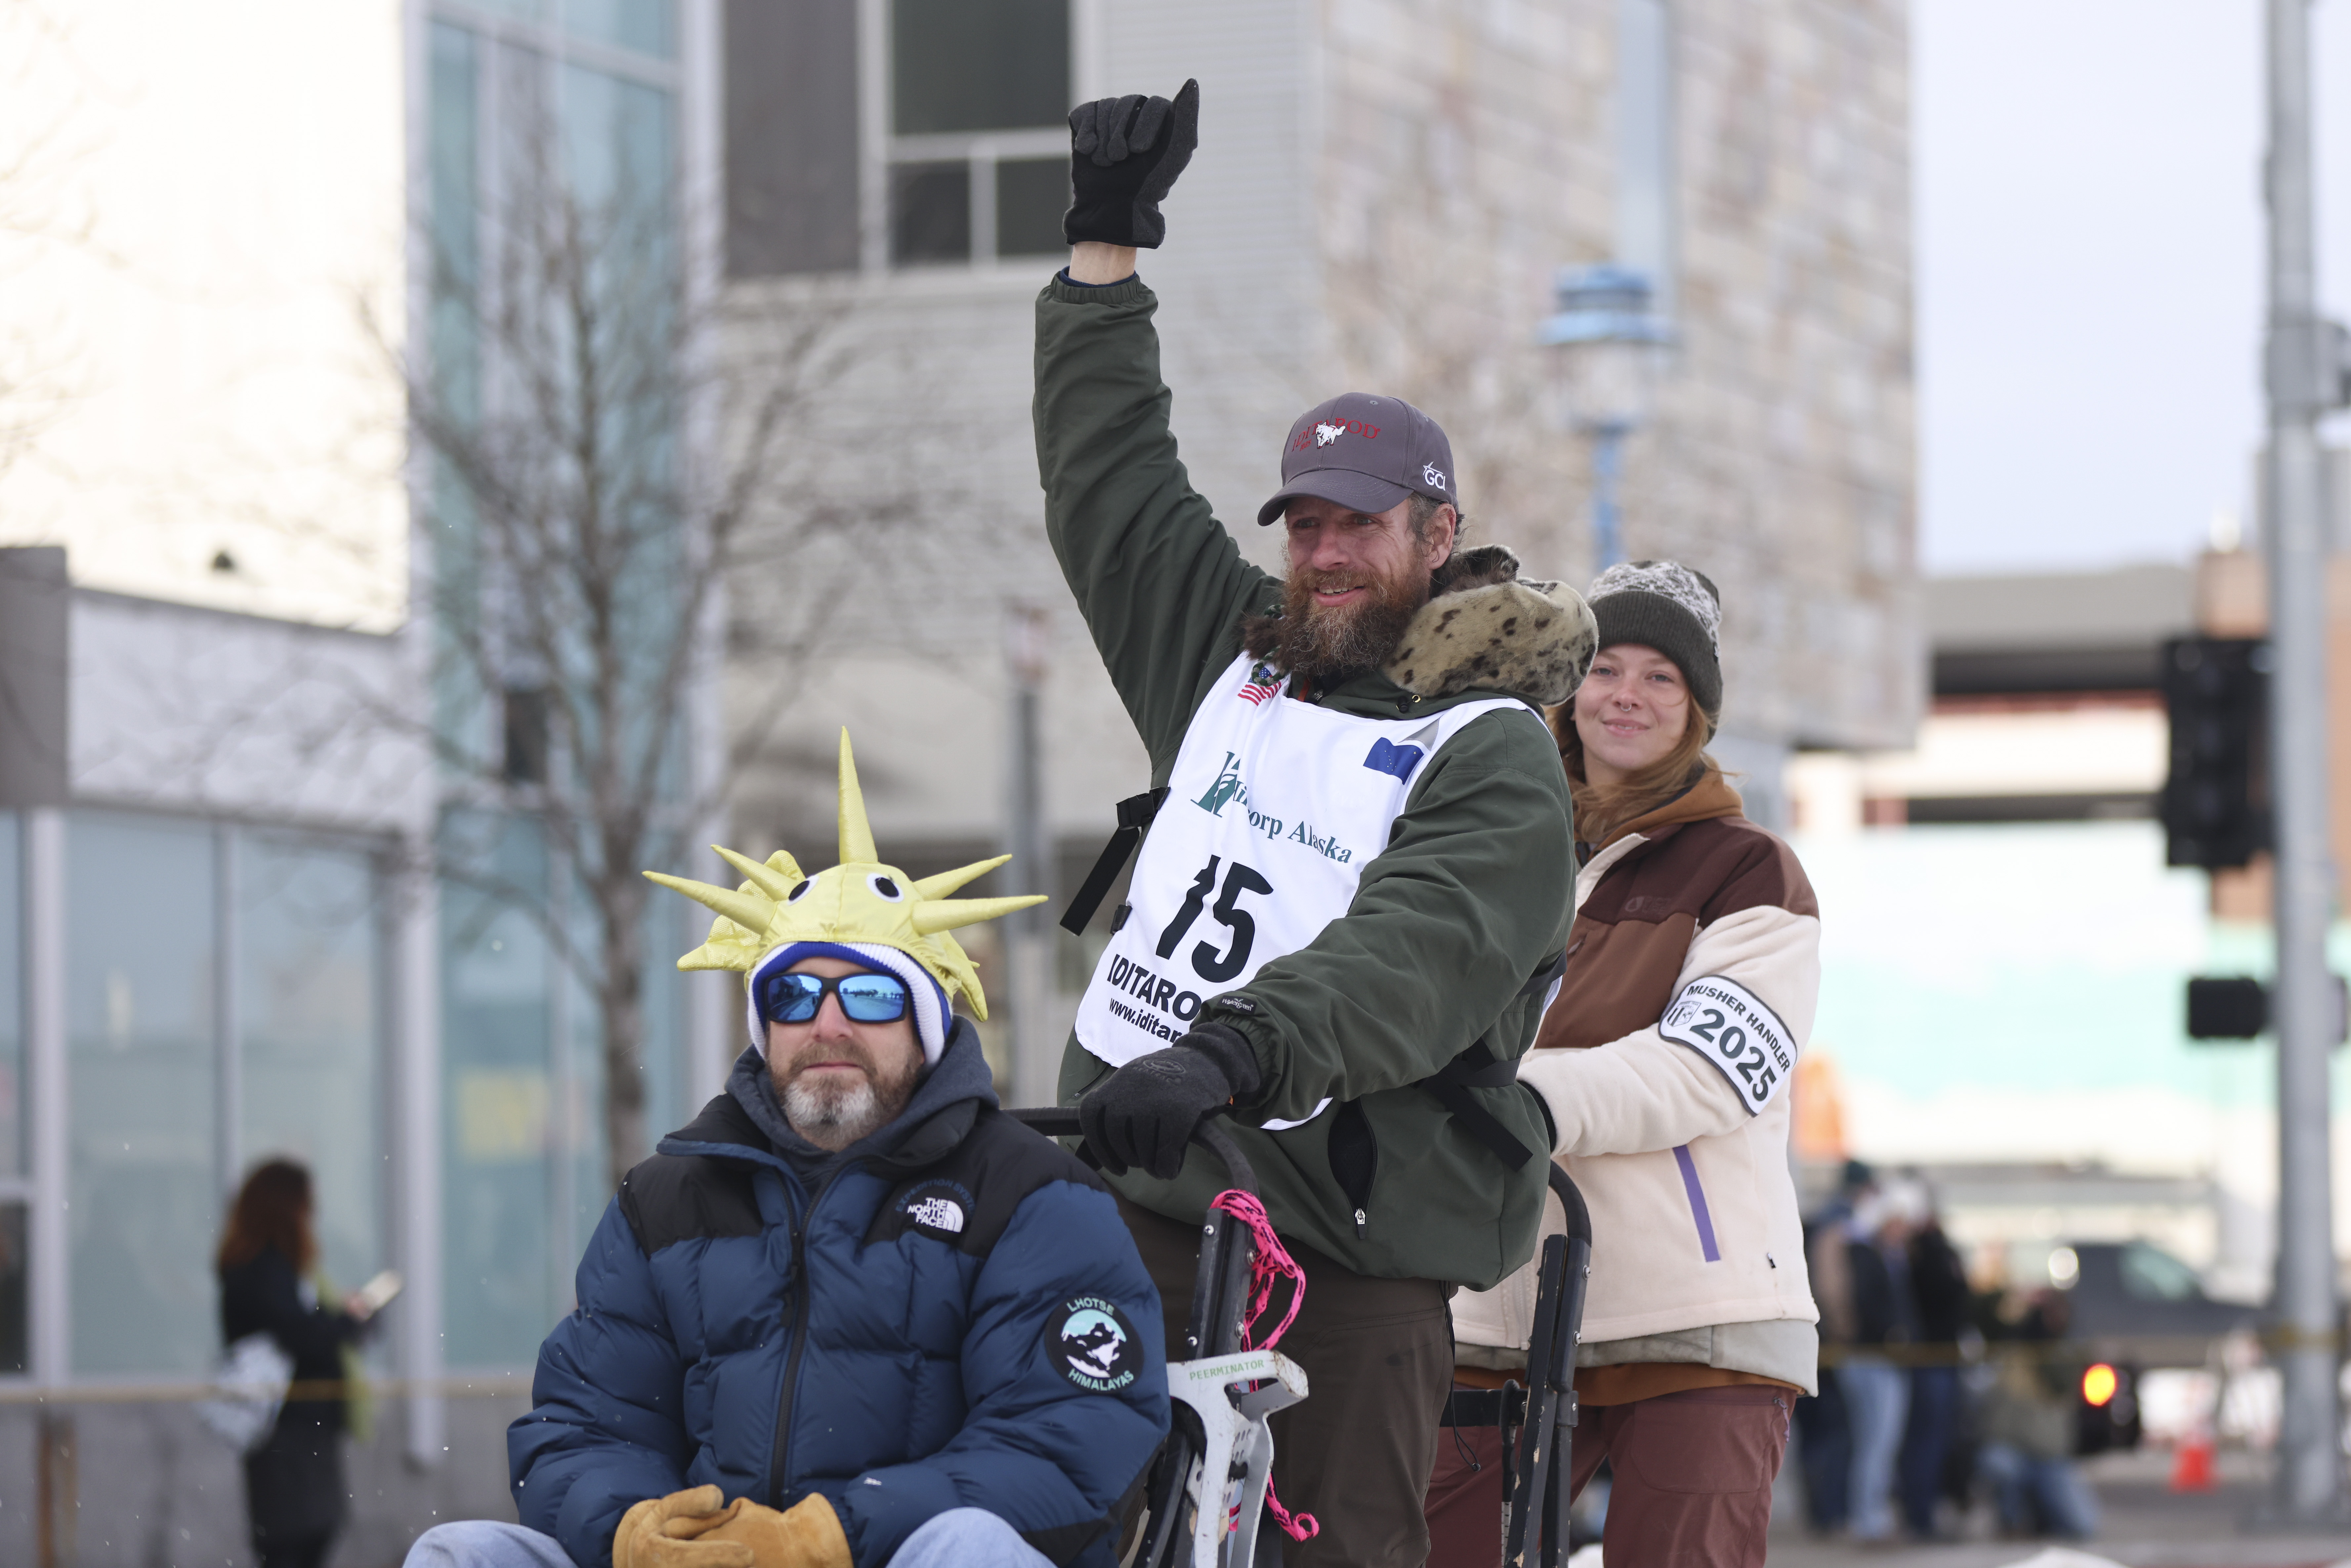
xmin=1048 ymin=1296 xmax=1144 ymax=1393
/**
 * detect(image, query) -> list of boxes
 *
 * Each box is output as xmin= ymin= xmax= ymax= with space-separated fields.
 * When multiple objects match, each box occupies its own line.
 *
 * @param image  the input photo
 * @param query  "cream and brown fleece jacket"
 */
xmin=1453 ymin=766 xmax=1823 ymax=1369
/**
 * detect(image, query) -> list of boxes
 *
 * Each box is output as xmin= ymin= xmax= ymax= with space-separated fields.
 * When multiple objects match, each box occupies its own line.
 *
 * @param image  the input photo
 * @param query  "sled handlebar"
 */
xmin=1006 ymin=1107 xmax=1259 ymax=1198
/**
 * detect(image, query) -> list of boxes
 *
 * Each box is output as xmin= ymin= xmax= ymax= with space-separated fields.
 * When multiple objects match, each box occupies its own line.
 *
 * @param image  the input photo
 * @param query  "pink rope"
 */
xmin=1207 ymin=1189 xmax=1321 ymax=1543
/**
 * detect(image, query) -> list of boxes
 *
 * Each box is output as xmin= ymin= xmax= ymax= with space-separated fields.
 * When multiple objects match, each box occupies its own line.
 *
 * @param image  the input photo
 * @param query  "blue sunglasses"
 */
xmin=756 ymin=969 xmax=911 ymax=1026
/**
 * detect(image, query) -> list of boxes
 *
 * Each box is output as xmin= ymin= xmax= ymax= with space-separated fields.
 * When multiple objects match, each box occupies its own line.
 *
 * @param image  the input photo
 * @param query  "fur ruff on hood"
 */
xmin=1241 ymin=544 xmax=1597 ymax=706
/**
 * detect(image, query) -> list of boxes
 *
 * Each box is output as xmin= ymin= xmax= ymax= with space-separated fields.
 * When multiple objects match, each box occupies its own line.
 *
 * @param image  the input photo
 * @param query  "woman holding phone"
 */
xmin=218 ymin=1159 xmax=390 ymax=1568
xmin=1429 ymin=562 xmax=1823 ymax=1567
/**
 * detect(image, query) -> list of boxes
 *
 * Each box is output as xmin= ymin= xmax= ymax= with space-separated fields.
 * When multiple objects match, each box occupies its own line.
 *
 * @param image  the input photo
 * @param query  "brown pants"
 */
xmin=1116 ymin=1196 xmax=1453 ymax=1568
xmin=1424 ymin=1384 xmax=1791 ymax=1568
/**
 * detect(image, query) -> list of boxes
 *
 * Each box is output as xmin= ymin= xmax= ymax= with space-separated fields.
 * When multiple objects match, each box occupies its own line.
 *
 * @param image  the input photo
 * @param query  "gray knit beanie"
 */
xmin=1585 ymin=560 xmax=1723 ymax=724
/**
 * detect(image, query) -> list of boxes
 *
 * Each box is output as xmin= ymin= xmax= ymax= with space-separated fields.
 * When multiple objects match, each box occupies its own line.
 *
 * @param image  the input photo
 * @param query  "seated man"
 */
xmin=407 ymin=734 xmax=1169 ymax=1568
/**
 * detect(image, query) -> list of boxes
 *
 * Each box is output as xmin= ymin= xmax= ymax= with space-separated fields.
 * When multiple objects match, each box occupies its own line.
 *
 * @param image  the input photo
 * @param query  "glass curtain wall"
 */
xmin=237 ymin=837 xmax=385 ymax=1299
xmin=63 ymin=813 xmax=387 ymax=1378
xmin=429 ymin=1 xmax=689 ymax=1369
xmin=67 ymin=815 xmax=218 ymax=1377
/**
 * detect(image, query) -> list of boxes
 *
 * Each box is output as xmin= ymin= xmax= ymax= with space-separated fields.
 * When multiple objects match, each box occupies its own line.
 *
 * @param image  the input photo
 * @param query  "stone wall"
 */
xmin=1313 ymin=0 xmax=1919 ymax=754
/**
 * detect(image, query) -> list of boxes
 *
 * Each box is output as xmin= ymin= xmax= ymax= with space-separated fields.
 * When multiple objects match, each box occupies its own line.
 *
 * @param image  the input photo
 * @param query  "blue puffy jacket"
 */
xmin=509 ymin=1022 xmax=1169 ymax=1568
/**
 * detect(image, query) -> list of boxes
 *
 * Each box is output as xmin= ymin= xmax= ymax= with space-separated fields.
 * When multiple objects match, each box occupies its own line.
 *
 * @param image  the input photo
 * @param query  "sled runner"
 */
xmin=1439 ymin=1162 xmax=1593 ymax=1568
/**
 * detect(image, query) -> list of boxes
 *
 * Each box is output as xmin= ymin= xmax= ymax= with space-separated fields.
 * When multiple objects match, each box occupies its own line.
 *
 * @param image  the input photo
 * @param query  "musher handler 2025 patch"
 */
xmin=1658 ymin=975 xmax=1796 ymax=1116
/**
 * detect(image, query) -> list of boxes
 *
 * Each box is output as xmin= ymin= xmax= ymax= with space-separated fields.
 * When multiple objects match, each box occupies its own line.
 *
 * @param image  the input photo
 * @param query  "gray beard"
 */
xmin=782 ymin=1076 xmax=888 ymax=1148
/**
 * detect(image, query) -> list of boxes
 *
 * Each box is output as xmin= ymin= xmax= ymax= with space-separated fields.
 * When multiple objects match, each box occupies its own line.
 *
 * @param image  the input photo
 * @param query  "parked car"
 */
xmin=2052 ymin=1240 xmax=2261 ymax=1347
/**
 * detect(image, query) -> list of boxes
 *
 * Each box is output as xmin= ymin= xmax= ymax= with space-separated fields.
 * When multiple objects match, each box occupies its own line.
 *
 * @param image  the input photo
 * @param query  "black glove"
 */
xmin=1078 ymin=1021 xmax=1261 ymax=1180
xmin=1063 ymin=79 xmax=1199 ymax=249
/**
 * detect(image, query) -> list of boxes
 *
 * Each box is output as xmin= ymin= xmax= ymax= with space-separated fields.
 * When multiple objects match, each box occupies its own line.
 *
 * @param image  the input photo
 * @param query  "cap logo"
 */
xmin=1422 ymin=463 xmax=1447 ymax=491
xmin=1297 ymin=418 xmax=1383 ymax=453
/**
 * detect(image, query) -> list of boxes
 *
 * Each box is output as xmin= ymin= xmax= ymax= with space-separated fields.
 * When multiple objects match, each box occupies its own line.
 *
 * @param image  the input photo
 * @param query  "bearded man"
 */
xmin=406 ymin=737 xmax=1167 ymax=1568
xmin=1036 ymin=83 xmax=1597 ymax=1568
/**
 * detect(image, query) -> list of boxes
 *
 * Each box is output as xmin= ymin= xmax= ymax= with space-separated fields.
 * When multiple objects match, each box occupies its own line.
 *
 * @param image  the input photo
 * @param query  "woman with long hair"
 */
xmin=1428 ymin=561 xmax=1823 ymax=1566
xmin=218 ymin=1159 xmax=374 ymax=1568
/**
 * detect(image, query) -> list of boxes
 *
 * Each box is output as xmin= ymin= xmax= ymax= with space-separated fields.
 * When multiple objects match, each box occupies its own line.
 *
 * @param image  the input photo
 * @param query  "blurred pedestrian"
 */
xmin=1840 ymin=1180 xmax=1924 ymax=1541
xmin=1896 ymin=1188 xmax=1973 ymax=1539
xmin=1795 ymin=1159 xmax=1874 ymax=1532
xmin=1977 ymin=1287 xmax=2099 ymax=1539
xmin=1439 ymin=563 xmax=1823 ymax=1568
xmin=217 ymin=1159 xmax=378 ymax=1568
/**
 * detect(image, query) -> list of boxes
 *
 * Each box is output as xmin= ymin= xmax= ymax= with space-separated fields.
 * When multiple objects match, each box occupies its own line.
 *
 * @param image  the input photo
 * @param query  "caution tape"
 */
xmin=1814 ymin=1331 xmax=2294 ymax=1369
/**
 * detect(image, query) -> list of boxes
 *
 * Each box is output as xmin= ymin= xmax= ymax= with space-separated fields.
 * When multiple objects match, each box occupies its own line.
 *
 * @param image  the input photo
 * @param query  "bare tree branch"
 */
xmin=370 ymin=104 xmax=947 ymax=1192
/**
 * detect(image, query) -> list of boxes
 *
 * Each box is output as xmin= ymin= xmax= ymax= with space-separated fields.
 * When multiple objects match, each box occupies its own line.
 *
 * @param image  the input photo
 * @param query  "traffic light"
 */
xmin=2184 ymin=974 xmax=2347 ymax=1042
xmin=2159 ymin=637 xmax=2270 ymax=868
xmin=2186 ymin=976 xmax=2267 ymax=1038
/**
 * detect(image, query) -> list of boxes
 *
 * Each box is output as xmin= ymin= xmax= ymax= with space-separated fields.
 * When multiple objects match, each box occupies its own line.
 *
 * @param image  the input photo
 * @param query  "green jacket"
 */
xmin=1034 ymin=274 xmax=1589 ymax=1288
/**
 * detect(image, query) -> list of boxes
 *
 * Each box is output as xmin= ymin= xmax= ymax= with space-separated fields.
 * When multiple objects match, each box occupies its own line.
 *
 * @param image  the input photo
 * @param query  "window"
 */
xmin=430 ymin=2 xmax=694 ymax=1367
xmin=2120 ymin=1241 xmax=2204 ymax=1302
xmin=441 ymin=815 xmax=561 ymax=1368
xmin=887 ymin=0 xmax=1070 ymax=263
xmin=61 ymin=815 xmax=391 ymax=1378
xmin=725 ymin=0 xmax=1071 ymax=275
xmin=238 ymin=838 xmax=385 ymax=1299
xmin=67 ymin=815 xmax=217 ymax=1377
xmin=438 ymin=812 xmax=691 ymax=1367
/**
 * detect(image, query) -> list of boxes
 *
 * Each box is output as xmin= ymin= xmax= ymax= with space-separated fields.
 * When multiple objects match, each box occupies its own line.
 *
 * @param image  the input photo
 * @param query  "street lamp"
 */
xmin=1537 ymin=264 xmax=1674 ymax=570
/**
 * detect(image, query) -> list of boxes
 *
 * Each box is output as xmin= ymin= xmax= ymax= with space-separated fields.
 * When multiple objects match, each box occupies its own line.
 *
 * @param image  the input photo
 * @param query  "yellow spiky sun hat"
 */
xmin=645 ymin=730 xmax=1045 ymax=1062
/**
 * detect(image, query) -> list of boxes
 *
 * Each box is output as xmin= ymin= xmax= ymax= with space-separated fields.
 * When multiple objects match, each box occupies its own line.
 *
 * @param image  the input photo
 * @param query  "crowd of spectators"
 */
xmin=1794 ymin=1162 xmax=2101 ymax=1543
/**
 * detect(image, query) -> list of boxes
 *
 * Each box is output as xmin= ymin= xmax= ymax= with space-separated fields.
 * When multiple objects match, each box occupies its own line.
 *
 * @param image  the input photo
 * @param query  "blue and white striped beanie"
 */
xmin=745 ymin=940 xmax=955 ymax=1064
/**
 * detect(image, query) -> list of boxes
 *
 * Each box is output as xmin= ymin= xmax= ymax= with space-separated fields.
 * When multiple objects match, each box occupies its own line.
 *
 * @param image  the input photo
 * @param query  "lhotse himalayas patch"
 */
xmin=896 ymin=1178 xmax=972 ymax=1238
xmin=1048 ymin=1296 xmax=1144 ymax=1394
xmin=1658 ymin=974 xmax=1796 ymax=1116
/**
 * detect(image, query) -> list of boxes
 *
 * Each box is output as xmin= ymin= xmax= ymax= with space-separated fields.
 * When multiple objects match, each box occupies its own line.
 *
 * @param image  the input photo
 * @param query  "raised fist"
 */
xmin=1064 ymin=79 xmax=1199 ymax=249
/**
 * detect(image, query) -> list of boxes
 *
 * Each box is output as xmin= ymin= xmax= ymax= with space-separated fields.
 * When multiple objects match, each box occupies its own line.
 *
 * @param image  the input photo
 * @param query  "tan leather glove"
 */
xmin=668 ymin=1493 xmax=852 ymax=1568
xmin=612 ymin=1486 xmax=745 ymax=1568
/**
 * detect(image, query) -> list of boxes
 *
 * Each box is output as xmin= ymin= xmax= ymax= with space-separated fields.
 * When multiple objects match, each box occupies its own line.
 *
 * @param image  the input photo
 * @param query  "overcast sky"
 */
xmin=1914 ymin=0 xmax=2351 ymax=576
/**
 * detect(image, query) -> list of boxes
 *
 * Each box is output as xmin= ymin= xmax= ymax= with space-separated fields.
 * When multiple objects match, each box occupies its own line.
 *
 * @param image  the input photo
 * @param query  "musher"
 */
xmin=1038 ymin=82 xmax=1598 ymax=1567
xmin=404 ymin=734 xmax=1168 ymax=1568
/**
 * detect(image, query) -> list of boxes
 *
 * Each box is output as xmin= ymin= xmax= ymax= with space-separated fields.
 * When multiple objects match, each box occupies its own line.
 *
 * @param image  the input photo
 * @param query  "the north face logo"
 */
xmin=896 ymin=1179 xmax=973 ymax=1239
xmin=906 ymin=1196 xmax=964 ymax=1233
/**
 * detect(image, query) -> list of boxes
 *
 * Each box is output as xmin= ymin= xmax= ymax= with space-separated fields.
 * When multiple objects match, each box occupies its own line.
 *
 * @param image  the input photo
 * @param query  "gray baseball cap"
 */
xmin=1255 ymin=392 xmax=1458 ymax=526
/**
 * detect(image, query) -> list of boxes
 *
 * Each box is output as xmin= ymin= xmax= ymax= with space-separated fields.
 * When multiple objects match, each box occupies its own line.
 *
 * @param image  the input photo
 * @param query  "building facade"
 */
xmin=0 ymin=2 xmax=722 ymax=1560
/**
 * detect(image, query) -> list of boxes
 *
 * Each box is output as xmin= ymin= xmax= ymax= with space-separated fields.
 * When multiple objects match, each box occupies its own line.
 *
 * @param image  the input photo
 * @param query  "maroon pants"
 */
xmin=1426 ymin=1384 xmax=1792 ymax=1568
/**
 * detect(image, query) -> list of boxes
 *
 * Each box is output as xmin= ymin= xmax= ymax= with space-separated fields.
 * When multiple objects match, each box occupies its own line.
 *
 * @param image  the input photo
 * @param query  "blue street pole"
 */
xmin=1537 ymin=265 xmax=1671 ymax=577
xmin=1588 ymin=422 xmax=1628 ymax=570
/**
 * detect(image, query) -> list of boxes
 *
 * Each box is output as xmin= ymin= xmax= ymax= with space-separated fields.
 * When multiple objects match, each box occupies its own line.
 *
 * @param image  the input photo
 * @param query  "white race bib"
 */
xmin=1075 ymin=655 xmax=1536 ymax=1129
xmin=1658 ymin=974 xmax=1797 ymax=1116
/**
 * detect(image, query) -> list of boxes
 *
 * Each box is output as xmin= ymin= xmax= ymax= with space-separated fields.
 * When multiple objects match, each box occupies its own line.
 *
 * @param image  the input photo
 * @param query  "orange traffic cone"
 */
xmin=2169 ymin=1427 xmax=2216 ymax=1492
